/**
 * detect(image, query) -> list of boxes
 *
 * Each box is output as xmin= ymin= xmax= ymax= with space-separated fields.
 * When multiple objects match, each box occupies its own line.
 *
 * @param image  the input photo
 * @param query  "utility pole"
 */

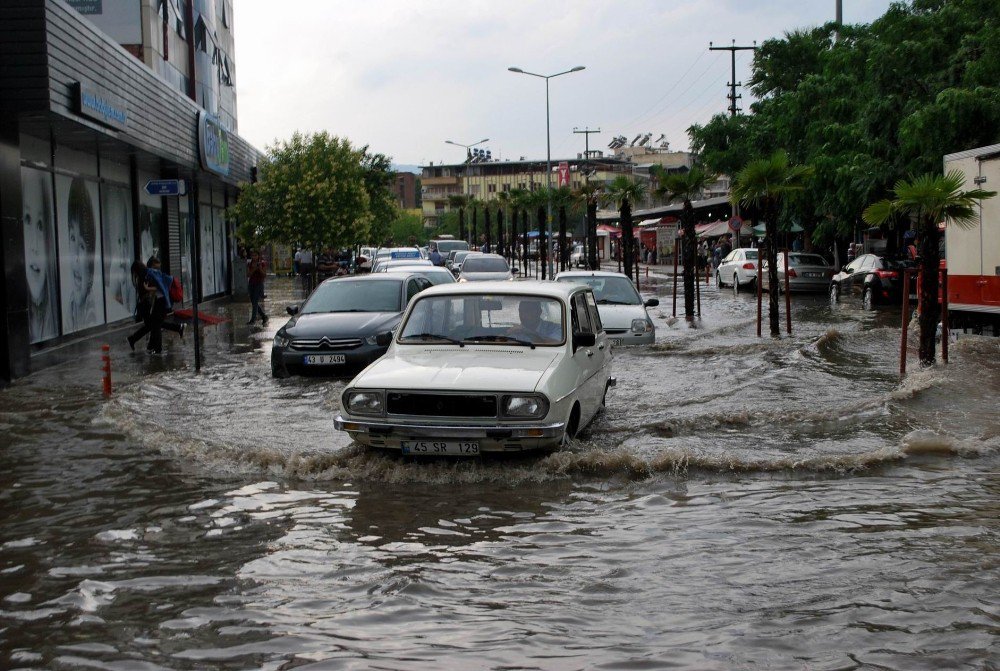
xmin=573 ymin=127 xmax=601 ymax=178
xmin=709 ymin=40 xmax=758 ymax=117
xmin=834 ymin=0 xmax=843 ymax=43
xmin=574 ymin=127 xmax=600 ymax=269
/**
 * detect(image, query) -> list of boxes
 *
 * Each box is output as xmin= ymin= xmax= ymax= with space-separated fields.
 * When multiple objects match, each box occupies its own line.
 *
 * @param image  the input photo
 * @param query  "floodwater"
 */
xmin=2 ymin=275 xmax=998 ymax=670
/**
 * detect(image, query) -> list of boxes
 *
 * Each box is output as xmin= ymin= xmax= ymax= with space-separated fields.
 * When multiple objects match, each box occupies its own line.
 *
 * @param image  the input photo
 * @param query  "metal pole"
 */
xmin=783 ymin=249 xmax=792 ymax=335
xmin=672 ymin=241 xmax=678 ymax=317
xmin=696 ymin=261 xmax=701 ymax=317
xmin=188 ymin=184 xmax=202 ymax=371
xmin=756 ymin=239 xmax=763 ymax=337
xmin=941 ymin=268 xmax=949 ymax=363
xmin=900 ymin=269 xmax=911 ymax=377
xmin=545 ymin=77 xmax=553 ymax=280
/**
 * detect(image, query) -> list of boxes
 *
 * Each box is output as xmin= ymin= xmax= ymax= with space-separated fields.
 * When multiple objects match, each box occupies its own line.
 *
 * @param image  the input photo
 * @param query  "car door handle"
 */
xmin=598 ymin=343 xmax=605 ymax=350
xmin=587 ymin=350 xmax=594 ymax=357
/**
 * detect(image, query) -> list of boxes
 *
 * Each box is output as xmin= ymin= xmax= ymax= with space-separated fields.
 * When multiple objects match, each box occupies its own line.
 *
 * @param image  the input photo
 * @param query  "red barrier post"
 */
xmin=783 ymin=249 xmax=792 ymax=335
xmin=101 ymin=344 xmax=112 ymax=397
xmin=941 ymin=268 xmax=949 ymax=363
xmin=672 ymin=243 xmax=678 ymax=318
xmin=900 ymin=269 xmax=911 ymax=378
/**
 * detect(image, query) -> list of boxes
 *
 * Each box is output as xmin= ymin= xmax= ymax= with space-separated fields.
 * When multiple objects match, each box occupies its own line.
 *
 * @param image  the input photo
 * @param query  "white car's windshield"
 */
xmin=557 ymin=276 xmax=641 ymax=306
xmin=302 ymin=279 xmax=401 ymax=314
xmin=462 ymin=257 xmax=509 ymax=273
xmin=399 ymin=294 xmax=564 ymax=346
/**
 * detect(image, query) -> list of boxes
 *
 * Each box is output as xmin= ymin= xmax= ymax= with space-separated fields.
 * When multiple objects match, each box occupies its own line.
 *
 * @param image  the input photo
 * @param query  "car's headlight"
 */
xmin=458 ymin=277 xmax=468 ymax=282
xmin=501 ymin=394 xmax=549 ymax=419
xmin=344 ymin=390 xmax=384 ymax=416
xmin=273 ymin=333 xmax=290 ymax=348
xmin=631 ymin=318 xmax=652 ymax=334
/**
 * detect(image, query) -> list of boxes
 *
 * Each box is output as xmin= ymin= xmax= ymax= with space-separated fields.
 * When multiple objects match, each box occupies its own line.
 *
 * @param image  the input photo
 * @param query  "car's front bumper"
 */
xmin=605 ymin=330 xmax=655 ymax=346
xmin=333 ymin=416 xmax=567 ymax=452
xmin=272 ymin=344 xmax=386 ymax=375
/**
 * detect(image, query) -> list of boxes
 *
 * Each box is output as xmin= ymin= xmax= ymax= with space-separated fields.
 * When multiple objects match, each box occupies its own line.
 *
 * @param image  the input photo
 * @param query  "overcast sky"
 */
xmin=233 ymin=1 xmax=895 ymax=168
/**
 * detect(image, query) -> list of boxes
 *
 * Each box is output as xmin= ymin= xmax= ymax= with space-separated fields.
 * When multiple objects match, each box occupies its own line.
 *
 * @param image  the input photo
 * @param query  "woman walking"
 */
xmin=126 ymin=257 xmax=184 ymax=354
xmin=247 ymin=250 xmax=268 ymax=326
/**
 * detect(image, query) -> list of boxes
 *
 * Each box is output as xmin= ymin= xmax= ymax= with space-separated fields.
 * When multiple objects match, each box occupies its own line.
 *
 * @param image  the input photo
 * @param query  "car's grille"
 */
xmin=605 ymin=328 xmax=628 ymax=335
xmin=387 ymin=392 xmax=497 ymax=418
xmin=291 ymin=337 xmax=362 ymax=351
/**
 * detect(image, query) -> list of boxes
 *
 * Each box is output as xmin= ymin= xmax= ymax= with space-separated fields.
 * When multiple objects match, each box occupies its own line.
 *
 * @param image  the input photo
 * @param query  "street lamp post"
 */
xmin=445 ymin=138 xmax=489 ymax=245
xmin=509 ymin=65 xmax=585 ymax=278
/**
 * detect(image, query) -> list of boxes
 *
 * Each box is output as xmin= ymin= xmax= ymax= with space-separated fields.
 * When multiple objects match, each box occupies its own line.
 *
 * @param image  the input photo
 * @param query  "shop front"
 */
xmin=0 ymin=0 xmax=259 ymax=381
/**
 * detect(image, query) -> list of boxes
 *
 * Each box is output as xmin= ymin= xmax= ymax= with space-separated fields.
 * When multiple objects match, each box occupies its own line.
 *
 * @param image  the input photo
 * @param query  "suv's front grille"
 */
xmin=387 ymin=392 xmax=497 ymax=418
xmin=291 ymin=337 xmax=362 ymax=351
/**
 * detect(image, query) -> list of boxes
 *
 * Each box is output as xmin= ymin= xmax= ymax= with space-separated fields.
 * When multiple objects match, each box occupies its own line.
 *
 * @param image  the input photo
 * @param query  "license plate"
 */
xmin=303 ymin=354 xmax=346 ymax=365
xmin=803 ymin=272 xmax=822 ymax=278
xmin=609 ymin=338 xmax=623 ymax=346
xmin=401 ymin=441 xmax=480 ymax=456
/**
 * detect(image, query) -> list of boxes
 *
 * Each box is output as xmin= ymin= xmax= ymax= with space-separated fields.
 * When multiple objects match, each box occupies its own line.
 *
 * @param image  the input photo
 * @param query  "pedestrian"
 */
xmin=791 ymin=234 xmax=804 ymax=252
xmin=247 ymin=250 xmax=268 ymax=326
xmin=904 ymin=231 xmax=918 ymax=260
xmin=295 ymin=248 xmax=314 ymax=293
xmin=429 ymin=242 xmax=443 ymax=266
xmin=126 ymin=256 xmax=183 ymax=354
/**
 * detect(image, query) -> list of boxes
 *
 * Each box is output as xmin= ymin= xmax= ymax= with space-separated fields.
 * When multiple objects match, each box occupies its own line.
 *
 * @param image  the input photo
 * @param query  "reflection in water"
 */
xmin=1 ymin=279 xmax=998 ymax=669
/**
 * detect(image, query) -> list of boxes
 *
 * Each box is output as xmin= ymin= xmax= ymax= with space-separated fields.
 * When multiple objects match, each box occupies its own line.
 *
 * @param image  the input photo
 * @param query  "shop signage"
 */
xmin=558 ymin=161 xmax=570 ymax=187
xmin=74 ymin=82 xmax=127 ymax=131
xmin=66 ymin=0 xmax=102 ymax=14
xmin=144 ymin=179 xmax=187 ymax=196
xmin=198 ymin=112 xmax=231 ymax=177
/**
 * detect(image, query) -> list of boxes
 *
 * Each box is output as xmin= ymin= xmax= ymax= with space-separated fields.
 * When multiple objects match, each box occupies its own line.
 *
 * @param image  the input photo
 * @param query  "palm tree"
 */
xmin=657 ymin=166 xmax=717 ymax=320
xmin=731 ymin=151 xmax=814 ymax=336
xmin=863 ymin=170 xmax=994 ymax=365
xmin=603 ymin=176 xmax=647 ymax=285
xmin=447 ymin=194 xmax=469 ymax=243
xmin=551 ymin=186 xmax=575 ymax=272
xmin=527 ymin=188 xmax=550 ymax=278
xmin=575 ymin=182 xmax=602 ymax=270
xmin=496 ymin=191 xmax=510 ymax=260
xmin=484 ymin=202 xmax=492 ymax=252
xmin=510 ymin=188 xmax=530 ymax=273
xmin=468 ymin=195 xmax=480 ymax=247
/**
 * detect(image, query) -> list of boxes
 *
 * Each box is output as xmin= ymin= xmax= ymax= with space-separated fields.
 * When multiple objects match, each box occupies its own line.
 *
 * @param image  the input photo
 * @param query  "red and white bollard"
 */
xmin=101 ymin=343 xmax=112 ymax=397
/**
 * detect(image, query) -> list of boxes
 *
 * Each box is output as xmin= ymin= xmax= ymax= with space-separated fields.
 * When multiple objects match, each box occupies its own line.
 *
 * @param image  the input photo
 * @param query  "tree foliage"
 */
xmin=657 ymin=166 xmax=717 ymax=319
xmin=689 ymin=0 xmax=1000 ymax=246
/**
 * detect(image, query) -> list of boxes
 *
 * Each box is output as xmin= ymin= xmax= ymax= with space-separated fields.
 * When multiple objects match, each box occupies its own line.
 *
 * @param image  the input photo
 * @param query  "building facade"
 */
xmin=393 ymin=171 xmax=418 ymax=210
xmin=0 ymin=0 xmax=259 ymax=382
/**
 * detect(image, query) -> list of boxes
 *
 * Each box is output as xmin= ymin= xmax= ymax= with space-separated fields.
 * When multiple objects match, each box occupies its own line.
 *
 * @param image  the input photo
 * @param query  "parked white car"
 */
xmin=457 ymin=254 xmax=514 ymax=282
xmin=716 ymin=247 xmax=759 ymax=294
xmin=334 ymin=281 xmax=615 ymax=454
xmin=570 ymin=244 xmax=586 ymax=268
xmin=554 ymin=271 xmax=657 ymax=345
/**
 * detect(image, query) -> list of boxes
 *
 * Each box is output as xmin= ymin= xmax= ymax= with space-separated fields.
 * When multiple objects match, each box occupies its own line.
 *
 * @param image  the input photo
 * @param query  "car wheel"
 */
xmin=862 ymin=286 xmax=874 ymax=311
xmin=562 ymin=404 xmax=581 ymax=447
xmin=829 ymin=282 xmax=840 ymax=303
xmin=271 ymin=362 xmax=289 ymax=378
xmin=733 ymin=274 xmax=741 ymax=296
xmin=716 ymin=271 xmax=723 ymax=289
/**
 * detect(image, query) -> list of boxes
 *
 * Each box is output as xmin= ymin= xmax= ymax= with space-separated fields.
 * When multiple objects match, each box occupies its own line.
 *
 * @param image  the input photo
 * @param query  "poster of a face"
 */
xmin=21 ymin=167 xmax=60 ymax=343
xmin=102 ymin=185 xmax=136 ymax=322
xmin=56 ymin=175 xmax=104 ymax=333
xmin=139 ymin=204 xmax=162 ymax=264
xmin=213 ymin=208 xmax=227 ymax=294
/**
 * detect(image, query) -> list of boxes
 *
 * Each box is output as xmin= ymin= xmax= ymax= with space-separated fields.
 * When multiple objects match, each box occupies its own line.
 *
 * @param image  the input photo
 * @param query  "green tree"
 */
xmin=390 ymin=209 xmax=425 ymax=247
xmin=447 ymin=194 xmax=469 ymax=242
xmin=603 ymin=176 xmax=647 ymax=285
xmin=510 ymin=188 xmax=530 ymax=272
xmin=574 ymin=183 xmax=602 ymax=270
xmin=730 ymin=150 xmax=814 ymax=336
xmin=863 ymin=170 xmax=994 ymax=365
xmin=231 ymin=132 xmax=371 ymax=255
xmin=551 ymin=186 xmax=575 ymax=271
xmin=361 ymin=149 xmax=398 ymax=247
xmin=656 ymin=166 xmax=717 ymax=319
xmin=496 ymin=191 xmax=511 ymax=260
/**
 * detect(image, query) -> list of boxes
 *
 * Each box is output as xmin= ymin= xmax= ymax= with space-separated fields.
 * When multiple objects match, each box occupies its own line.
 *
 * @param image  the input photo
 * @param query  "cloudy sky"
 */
xmin=233 ymin=1 xmax=895 ymax=167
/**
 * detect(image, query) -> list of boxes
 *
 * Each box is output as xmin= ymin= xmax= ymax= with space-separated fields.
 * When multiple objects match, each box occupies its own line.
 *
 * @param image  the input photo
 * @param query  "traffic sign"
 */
xmin=144 ymin=179 xmax=187 ymax=196
xmin=728 ymin=215 xmax=743 ymax=232
xmin=558 ymin=161 xmax=570 ymax=187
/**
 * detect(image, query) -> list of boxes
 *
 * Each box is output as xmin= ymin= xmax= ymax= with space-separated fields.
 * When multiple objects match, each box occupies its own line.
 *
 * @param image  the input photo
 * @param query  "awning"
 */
xmin=694 ymin=219 xmax=754 ymax=239
xmin=752 ymin=222 xmax=804 ymax=235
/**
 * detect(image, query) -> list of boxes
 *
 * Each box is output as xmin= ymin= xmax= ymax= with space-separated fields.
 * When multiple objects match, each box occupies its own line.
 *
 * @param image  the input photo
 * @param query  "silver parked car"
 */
xmin=716 ymin=248 xmax=759 ymax=294
xmin=554 ymin=270 xmax=657 ymax=345
xmin=458 ymin=254 xmax=514 ymax=282
xmin=384 ymin=265 xmax=457 ymax=285
xmin=760 ymin=252 xmax=834 ymax=292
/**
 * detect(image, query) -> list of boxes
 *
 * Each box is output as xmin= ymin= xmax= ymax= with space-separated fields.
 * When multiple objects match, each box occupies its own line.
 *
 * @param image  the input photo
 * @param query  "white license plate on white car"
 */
xmin=402 ymin=441 xmax=480 ymax=456
xmin=609 ymin=338 xmax=624 ymax=347
xmin=304 ymin=354 xmax=346 ymax=365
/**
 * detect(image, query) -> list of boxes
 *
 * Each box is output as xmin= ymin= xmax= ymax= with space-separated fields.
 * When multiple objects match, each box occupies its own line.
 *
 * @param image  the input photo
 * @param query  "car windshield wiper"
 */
xmin=401 ymin=332 xmax=464 ymax=346
xmin=462 ymin=334 xmax=536 ymax=349
xmin=597 ymin=298 xmax=636 ymax=305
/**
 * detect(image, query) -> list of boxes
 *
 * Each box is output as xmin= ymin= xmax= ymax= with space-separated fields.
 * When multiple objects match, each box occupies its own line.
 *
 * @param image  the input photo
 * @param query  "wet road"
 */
xmin=2 ymin=275 xmax=998 ymax=670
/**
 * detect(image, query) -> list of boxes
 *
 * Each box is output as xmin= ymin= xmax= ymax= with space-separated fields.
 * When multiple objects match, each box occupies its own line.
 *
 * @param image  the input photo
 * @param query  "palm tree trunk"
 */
xmin=622 ymin=200 xmax=634 ymax=282
xmin=765 ymin=218 xmax=780 ymax=336
xmin=537 ymin=205 xmax=547 ymax=279
xmin=918 ymin=224 xmax=941 ymax=365
xmin=558 ymin=205 xmax=568 ymax=272
xmin=485 ymin=207 xmax=492 ymax=252
xmin=522 ymin=209 xmax=529 ymax=276
xmin=458 ymin=209 xmax=466 ymax=243
xmin=472 ymin=207 xmax=478 ymax=248
xmin=682 ymin=203 xmax=696 ymax=319
xmin=587 ymin=200 xmax=598 ymax=270
xmin=497 ymin=208 xmax=504 ymax=259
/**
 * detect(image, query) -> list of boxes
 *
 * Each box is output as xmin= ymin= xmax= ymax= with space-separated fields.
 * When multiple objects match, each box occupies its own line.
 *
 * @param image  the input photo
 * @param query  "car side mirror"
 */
xmin=286 ymin=305 xmax=299 ymax=316
xmin=374 ymin=331 xmax=393 ymax=347
xmin=644 ymin=298 xmax=659 ymax=308
xmin=573 ymin=332 xmax=596 ymax=349
xmin=841 ymin=266 xmax=849 ymax=273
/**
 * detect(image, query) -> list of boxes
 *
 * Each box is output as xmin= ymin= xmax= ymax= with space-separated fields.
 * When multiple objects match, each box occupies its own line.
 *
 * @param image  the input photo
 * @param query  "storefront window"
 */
xmin=56 ymin=175 xmax=105 ymax=334
xmin=21 ymin=167 xmax=60 ymax=343
xmin=101 ymin=184 xmax=135 ymax=323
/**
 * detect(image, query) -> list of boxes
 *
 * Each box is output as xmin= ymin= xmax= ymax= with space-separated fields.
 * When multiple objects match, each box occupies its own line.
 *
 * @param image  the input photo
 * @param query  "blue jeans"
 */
xmin=249 ymin=283 xmax=267 ymax=322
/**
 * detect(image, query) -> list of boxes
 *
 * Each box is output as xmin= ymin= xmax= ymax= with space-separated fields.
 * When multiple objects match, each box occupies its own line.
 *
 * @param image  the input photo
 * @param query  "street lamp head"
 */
xmin=508 ymin=67 xmax=524 ymax=73
xmin=570 ymin=66 xmax=586 ymax=72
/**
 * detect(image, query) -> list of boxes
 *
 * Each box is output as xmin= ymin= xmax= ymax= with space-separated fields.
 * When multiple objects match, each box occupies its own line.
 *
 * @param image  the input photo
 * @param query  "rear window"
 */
xmin=744 ymin=250 xmax=758 ymax=260
xmin=462 ymin=257 xmax=509 ymax=273
xmin=788 ymin=254 xmax=826 ymax=266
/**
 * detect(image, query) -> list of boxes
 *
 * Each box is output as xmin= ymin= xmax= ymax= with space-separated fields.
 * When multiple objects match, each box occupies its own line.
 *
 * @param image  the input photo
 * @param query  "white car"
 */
xmin=457 ymin=254 xmax=514 ymax=282
xmin=716 ymin=247 xmax=759 ymax=294
xmin=554 ymin=271 xmax=657 ymax=345
xmin=570 ymin=244 xmax=586 ymax=268
xmin=384 ymin=265 xmax=457 ymax=285
xmin=374 ymin=258 xmax=434 ymax=273
xmin=334 ymin=281 xmax=616 ymax=454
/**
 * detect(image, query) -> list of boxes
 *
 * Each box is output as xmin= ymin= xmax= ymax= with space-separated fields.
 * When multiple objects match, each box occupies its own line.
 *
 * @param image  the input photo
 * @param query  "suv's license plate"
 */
xmin=609 ymin=338 xmax=623 ymax=346
xmin=402 ymin=441 xmax=480 ymax=456
xmin=304 ymin=354 xmax=346 ymax=365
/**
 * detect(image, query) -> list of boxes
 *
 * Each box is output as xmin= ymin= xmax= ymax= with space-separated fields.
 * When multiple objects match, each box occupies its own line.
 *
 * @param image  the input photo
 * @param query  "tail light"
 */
xmin=875 ymin=270 xmax=898 ymax=280
xmin=742 ymin=263 xmax=756 ymax=270
xmin=786 ymin=269 xmax=797 ymax=278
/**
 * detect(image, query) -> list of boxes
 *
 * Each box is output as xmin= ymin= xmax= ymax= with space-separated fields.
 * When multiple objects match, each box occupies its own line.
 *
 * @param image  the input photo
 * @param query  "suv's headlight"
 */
xmin=273 ymin=333 xmax=290 ymax=348
xmin=501 ymin=394 xmax=549 ymax=419
xmin=631 ymin=318 xmax=652 ymax=333
xmin=344 ymin=390 xmax=384 ymax=415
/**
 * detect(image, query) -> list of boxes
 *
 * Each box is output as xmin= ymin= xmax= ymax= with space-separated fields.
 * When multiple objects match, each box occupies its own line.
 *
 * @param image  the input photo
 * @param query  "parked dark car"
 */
xmin=829 ymin=253 xmax=915 ymax=310
xmin=271 ymin=274 xmax=433 ymax=377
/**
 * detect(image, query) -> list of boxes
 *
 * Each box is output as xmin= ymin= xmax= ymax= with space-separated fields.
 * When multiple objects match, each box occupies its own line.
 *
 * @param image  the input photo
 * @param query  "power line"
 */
xmin=616 ymin=50 xmax=707 ymax=133
xmin=708 ymin=39 xmax=758 ymax=116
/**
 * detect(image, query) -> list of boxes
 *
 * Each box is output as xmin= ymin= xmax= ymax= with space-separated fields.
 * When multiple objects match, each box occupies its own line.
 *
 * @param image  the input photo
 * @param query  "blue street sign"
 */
xmin=144 ymin=179 xmax=187 ymax=196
